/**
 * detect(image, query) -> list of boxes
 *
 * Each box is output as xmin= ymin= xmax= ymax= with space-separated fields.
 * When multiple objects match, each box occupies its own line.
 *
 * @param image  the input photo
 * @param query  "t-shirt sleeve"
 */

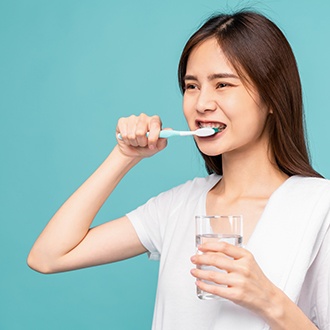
xmin=126 ymin=187 xmax=175 ymax=260
xmin=126 ymin=175 xmax=219 ymax=261
xmin=299 ymin=226 xmax=330 ymax=329
xmin=314 ymin=231 xmax=330 ymax=329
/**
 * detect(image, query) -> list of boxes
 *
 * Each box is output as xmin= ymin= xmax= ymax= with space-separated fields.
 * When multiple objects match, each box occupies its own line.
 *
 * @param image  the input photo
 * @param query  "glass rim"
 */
xmin=195 ymin=215 xmax=243 ymax=219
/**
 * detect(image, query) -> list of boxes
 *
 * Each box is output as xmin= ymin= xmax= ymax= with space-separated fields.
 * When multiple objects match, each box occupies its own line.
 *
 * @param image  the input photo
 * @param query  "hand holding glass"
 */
xmin=195 ymin=215 xmax=243 ymax=300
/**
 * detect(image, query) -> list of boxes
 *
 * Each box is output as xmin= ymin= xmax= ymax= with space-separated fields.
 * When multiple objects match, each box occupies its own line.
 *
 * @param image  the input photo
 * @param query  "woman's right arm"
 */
xmin=27 ymin=114 xmax=167 ymax=274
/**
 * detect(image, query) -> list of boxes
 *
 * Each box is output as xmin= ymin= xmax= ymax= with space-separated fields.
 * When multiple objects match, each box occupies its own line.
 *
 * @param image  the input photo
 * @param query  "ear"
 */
xmin=269 ymin=108 xmax=273 ymax=114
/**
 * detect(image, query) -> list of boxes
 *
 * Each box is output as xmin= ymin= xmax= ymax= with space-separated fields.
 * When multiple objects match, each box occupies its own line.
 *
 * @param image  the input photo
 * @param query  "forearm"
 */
xmin=28 ymin=145 xmax=141 ymax=271
xmin=263 ymin=288 xmax=317 ymax=330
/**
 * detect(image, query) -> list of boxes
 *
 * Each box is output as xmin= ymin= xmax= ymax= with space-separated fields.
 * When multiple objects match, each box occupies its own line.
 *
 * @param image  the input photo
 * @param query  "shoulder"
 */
xmin=146 ymin=174 xmax=221 ymax=205
xmin=181 ymin=173 xmax=221 ymax=188
xmin=290 ymin=175 xmax=330 ymax=186
xmin=288 ymin=175 xmax=330 ymax=195
xmin=273 ymin=176 xmax=330 ymax=216
xmin=166 ymin=173 xmax=221 ymax=196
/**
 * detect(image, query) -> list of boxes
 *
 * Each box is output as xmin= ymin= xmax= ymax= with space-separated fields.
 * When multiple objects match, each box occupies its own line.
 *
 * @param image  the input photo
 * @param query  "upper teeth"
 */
xmin=199 ymin=122 xmax=226 ymax=131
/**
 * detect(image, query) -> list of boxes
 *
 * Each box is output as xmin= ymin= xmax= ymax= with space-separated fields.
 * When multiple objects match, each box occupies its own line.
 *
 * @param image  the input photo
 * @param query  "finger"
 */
xmin=147 ymin=115 xmax=162 ymax=149
xmin=190 ymin=267 xmax=231 ymax=286
xmin=135 ymin=113 xmax=149 ymax=147
xmin=198 ymin=241 xmax=247 ymax=259
xmin=191 ymin=252 xmax=235 ymax=272
xmin=196 ymin=249 xmax=228 ymax=258
xmin=116 ymin=117 xmax=133 ymax=146
xmin=116 ymin=115 xmax=136 ymax=145
xmin=124 ymin=115 xmax=140 ymax=147
xmin=192 ymin=266 xmax=255 ymax=303
xmin=192 ymin=268 xmax=232 ymax=300
xmin=195 ymin=279 xmax=231 ymax=300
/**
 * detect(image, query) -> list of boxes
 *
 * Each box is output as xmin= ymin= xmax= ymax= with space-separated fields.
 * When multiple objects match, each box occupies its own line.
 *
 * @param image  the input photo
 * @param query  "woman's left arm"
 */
xmin=190 ymin=242 xmax=318 ymax=330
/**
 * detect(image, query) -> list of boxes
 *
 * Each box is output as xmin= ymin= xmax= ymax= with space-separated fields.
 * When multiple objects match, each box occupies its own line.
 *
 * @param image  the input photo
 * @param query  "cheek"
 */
xmin=225 ymin=90 xmax=254 ymax=113
xmin=227 ymin=92 xmax=266 ymax=127
xmin=234 ymin=111 xmax=269 ymax=141
xmin=182 ymin=96 xmax=193 ymax=120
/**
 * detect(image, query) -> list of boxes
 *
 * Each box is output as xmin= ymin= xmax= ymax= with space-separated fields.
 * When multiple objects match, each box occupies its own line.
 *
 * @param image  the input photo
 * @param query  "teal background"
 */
xmin=1 ymin=0 xmax=329 ymax=329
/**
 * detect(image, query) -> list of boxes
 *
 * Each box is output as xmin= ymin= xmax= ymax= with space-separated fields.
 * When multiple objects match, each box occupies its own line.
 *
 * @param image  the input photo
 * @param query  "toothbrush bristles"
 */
xmin=212 ymin=127 xmax=220 ymax=133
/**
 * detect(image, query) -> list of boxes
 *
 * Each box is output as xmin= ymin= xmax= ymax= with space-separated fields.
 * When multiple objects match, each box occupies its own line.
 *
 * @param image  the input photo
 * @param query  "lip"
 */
xmin=195 ymin=119 xmax=226 ymax=128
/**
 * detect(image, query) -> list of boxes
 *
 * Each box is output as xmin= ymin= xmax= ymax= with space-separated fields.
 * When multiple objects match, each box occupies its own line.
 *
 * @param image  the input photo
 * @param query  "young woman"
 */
xmin=28 ymin=11 xmax=330 ymax=330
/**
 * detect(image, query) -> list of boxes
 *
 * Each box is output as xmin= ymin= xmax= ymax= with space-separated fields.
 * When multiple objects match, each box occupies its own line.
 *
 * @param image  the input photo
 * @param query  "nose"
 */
xmin=196 ymin=87 xmax=217 ymax=113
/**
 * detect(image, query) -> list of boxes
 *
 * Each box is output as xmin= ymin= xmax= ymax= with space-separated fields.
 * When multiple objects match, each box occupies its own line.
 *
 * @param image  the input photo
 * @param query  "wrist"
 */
xmin=262 ymin=287 xmax=317 ymax=330
xmin=262 ymin=288 xmax=286 ymax=328
xmin=110 ymin=145 xmax=143 ymax=168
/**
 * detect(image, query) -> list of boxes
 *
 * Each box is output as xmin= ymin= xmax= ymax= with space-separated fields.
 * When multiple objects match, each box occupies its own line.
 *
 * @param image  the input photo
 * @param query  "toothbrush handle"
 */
xmin=117 ymin=130 xmax=180 ymax=140
xmin=158 ymin=130 xmax=180 ymax=138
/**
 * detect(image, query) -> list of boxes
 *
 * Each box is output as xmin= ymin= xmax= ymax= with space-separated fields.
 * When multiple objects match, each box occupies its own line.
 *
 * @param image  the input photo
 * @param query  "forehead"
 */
xmin=186 ymin=38 xmax=237 ymax=75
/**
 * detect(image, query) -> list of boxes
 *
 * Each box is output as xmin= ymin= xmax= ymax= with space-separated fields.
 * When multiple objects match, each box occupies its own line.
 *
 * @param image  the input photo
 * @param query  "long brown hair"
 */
xmin=178 ymin=11 xmax=322 ymax=178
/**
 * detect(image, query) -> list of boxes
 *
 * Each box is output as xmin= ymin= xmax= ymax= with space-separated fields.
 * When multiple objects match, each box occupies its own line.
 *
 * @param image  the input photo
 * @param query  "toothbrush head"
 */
xmin=195 ymin=127 xmax=219 ymax=137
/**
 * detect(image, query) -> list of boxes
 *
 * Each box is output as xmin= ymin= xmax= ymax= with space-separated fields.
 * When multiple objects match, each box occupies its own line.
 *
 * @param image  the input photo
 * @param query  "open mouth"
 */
xmin=197 ymin=121 xmax=227 ymax=133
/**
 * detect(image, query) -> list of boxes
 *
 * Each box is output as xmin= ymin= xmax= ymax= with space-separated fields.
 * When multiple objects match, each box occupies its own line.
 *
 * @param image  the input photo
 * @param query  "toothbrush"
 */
xmin=117 ymin=127 xmax=219 ymax=140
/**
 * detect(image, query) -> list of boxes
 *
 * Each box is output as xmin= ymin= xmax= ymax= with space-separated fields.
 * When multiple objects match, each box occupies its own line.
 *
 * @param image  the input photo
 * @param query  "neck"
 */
xmin=214 ymin=144 xmax=289 ymax=199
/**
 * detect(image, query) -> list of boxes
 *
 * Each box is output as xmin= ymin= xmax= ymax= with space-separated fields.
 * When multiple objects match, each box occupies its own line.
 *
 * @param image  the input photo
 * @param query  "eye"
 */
xmin=217 ymin=82 xmax=229 ymax=89
xmin=184 ymin=83 xmax=198 ymax=91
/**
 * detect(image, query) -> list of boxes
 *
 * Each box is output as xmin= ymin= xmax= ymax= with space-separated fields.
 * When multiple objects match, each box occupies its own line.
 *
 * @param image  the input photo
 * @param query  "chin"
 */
xmin=197 ymin=146 xmax=222 ymax=157
xmin=203 ymin=152 xmax=222 ymax=157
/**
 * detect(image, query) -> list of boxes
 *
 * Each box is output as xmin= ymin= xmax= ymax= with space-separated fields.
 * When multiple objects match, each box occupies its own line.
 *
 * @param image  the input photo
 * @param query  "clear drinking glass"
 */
xmin=195 ymin=215 xmax=243 ymax=300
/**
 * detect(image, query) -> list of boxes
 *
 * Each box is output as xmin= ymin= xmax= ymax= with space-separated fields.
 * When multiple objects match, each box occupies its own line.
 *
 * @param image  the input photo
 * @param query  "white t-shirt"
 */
xmin=127 ymin=174 xmax=330 ymax=330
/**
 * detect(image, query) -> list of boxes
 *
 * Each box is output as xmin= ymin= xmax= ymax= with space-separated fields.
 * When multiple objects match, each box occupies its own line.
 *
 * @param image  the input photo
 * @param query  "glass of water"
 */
xmin=195 ymin=215 xmax=243 ymax=300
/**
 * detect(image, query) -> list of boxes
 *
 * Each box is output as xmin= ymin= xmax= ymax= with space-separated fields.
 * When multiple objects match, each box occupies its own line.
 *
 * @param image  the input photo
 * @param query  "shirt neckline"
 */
xmin=199 ymin=174 xmax=298 ymax=246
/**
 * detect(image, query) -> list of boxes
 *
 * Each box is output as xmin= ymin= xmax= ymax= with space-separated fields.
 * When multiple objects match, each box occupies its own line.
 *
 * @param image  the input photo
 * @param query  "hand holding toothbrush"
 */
xmin=116 ymin=113 xmax=219 ymax=159
xmin=116 ymin=113 xmax=168 ymax=159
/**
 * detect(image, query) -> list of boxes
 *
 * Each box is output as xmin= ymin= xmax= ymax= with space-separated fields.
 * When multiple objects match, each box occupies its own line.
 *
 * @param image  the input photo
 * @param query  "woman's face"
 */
xmin=183 ymin=38 xmax=270 ymax=158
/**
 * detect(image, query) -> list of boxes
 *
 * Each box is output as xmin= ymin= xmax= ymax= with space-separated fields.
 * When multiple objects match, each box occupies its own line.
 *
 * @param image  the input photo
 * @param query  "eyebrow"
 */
xmin=183 ymin=73 xmax=240 ymax=81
